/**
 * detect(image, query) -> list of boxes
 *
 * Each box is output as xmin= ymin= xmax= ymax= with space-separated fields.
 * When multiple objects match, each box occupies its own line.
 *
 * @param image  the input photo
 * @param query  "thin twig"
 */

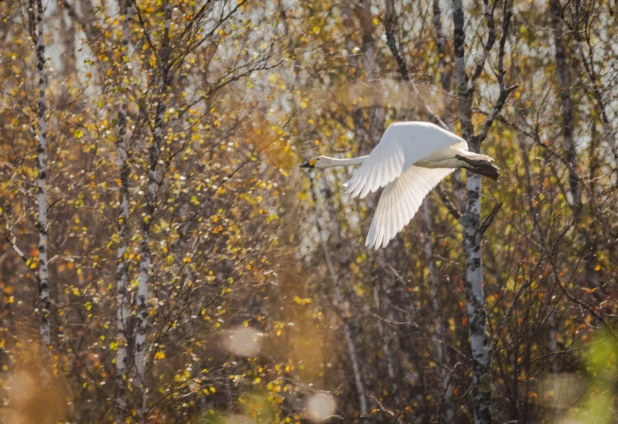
xmin=438 ymin=187 xmax=462 ymax=220
xmin=489 ymin=279 xmax=531 ymax=352
xmin=479 ymin=201 xmax=503 ymax=237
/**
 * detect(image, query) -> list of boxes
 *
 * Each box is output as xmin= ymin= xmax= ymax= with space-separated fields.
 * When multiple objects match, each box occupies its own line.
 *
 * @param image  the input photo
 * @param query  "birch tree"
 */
xmin=134 ymin=1 xmax=173 ymax=418
xmin=451 ymin=0 xmax=515 ymax=422
xmin=115 ymin=0 xmax=131 ymax=418
xmin=34 ymin=0 xmax=51 ymax=384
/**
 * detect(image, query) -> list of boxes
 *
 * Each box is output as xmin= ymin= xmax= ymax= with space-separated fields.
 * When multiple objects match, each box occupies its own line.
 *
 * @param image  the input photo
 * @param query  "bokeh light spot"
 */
xmin=224 ymin=326 xmax=263 ymax=357
xmin=306 ymin=393 xmax=336 ymax=422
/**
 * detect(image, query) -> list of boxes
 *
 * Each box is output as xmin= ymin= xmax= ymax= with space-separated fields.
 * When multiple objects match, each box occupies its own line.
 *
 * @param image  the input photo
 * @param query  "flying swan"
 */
xmin=300 ymin=121 xmax=498 ymax=249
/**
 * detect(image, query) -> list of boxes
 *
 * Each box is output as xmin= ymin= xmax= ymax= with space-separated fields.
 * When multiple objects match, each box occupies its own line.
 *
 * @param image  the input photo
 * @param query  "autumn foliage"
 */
xmin=0 ymin=0 xmax=617 ymax=423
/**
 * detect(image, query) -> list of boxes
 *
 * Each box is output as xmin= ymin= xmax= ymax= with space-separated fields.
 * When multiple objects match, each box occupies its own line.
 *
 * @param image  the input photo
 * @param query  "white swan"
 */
xmin=300 ymin=121 xmax=498 ymax=249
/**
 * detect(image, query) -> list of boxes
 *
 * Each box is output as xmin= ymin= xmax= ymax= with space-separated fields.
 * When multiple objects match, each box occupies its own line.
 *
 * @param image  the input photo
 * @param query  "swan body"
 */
xmin=300 ymin=121 xmax=498 ymax=249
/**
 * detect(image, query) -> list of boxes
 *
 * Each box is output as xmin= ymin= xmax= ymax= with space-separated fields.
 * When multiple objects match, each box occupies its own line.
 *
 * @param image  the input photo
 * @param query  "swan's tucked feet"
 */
xmin=455 ymin=155 xmax=499 ymax=181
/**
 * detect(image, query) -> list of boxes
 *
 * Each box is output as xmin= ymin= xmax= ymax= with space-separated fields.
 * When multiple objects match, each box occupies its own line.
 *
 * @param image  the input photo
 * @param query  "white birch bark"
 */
xmin=35 ymin=0 xmax=51 ymax=386
xmin=135 ymin=2 xmax=172 ymax=420
xmin=452 ymin=1 xmax=492 ymax=422
xmin=115 ymin=0 xmax=131 ymax=419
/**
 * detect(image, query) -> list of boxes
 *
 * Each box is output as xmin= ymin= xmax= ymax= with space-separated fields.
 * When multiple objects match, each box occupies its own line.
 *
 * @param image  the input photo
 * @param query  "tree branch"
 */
xmin=4 ymin=233 xmax=40 ymax=283
xmin=479 ymin=201 xmax=503 ymax=238
xmin=469 ymin=0 xmax=498 ymax=90
xmin=437 ymin=186 xmax=462 ymax=220
xmin=489 ymin=279 xmax=531 ymax=352
xmin=382 ymin=0 xmax=448 ymax=129
xmin=475 ymin=0 xmax=516 ymax=144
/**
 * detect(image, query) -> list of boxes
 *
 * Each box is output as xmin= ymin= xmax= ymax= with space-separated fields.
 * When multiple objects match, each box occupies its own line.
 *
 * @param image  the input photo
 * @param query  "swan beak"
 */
xmin=299 ymin=161 xmax=313 ymax=169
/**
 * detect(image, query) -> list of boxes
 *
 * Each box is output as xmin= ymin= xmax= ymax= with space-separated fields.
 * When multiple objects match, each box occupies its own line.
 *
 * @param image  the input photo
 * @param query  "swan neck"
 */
xmin=324 ymin=156 xmax=367 ymax=168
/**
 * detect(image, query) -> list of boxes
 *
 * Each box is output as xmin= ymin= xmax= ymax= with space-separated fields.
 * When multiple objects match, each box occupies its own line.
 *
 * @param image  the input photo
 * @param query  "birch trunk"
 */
xmin=115 ymin=0 xmax=131 ymax=419
xmin=461 ymin=163 xmax=492 ymax=424
xmin=549 ymin=0 xmax=581 ymax=212
xmin=135 ymin=2 xmax=172 ymax=420
xmin=35 ymin=0 xmax=51 ymax=386
xmin=452 ymin=1 xmax=492 ymax=422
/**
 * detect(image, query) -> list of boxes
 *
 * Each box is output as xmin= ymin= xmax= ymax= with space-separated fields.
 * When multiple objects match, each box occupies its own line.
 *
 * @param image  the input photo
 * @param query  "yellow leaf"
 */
xmin=293 ymin=296 xmax=312 ymax=305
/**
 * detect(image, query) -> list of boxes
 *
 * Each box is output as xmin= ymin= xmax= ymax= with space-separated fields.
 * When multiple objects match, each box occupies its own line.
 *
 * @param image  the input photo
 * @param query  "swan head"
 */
xmin=299 ymin=156 xmax=332 ymax=169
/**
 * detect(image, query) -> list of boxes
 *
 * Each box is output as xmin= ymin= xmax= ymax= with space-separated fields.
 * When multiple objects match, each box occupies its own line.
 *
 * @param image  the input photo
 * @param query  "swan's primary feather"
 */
xmin=365 ymin=166 xmax=455 ymax=249
xmin=343 ymin=137 xmax=405 ymax=199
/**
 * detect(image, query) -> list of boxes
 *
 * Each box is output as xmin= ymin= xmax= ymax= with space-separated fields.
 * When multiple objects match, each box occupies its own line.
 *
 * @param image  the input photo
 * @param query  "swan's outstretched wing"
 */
xmin=365 ymin=166 xmax=455 ymax=249
xmin=343 ymin=133 xmax=405 ymax=199
xmin=344 ymin=122 xmax=465 ymax=199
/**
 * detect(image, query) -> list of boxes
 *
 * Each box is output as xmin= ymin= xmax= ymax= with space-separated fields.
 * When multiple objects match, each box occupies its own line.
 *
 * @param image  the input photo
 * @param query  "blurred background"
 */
xmin=0 ymin=0 xmax=617 ymax=422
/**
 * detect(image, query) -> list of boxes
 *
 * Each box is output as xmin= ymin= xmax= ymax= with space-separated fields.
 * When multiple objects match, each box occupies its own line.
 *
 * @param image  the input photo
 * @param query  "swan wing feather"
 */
xmin=365 ymin=166 xmax=455 ymax=249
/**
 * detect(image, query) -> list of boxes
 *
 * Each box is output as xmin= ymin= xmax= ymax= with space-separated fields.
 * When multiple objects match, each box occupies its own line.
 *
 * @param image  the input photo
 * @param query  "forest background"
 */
xmin=0 ymin=0 xmax=617 ymax=423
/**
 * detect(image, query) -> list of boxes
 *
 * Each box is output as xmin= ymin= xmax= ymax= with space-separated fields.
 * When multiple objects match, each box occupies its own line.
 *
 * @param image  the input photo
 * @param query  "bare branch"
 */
xmin=475 ymin=0 xmax=516 ymax=144
xmin=479 ymin=201 xmax=503 ymax=238
xmin=469 ymin=0 xmax=498 ymax=90
xmin=382 ymin=0 xmax=448 ymax=129
xmin=4 ymin=233 xmax=40 ymax=283
xmin=437 ymin=186 xmax=462 ymax=220
xmin=489 ymin=279 xmax=531 ymax=352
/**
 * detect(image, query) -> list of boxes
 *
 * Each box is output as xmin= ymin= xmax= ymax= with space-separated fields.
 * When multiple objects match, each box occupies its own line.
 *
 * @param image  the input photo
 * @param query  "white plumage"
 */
xmin=300 ymin=121 xmax=498 ymax=249
xmin=363 ymin=166 xmax=455 ymax=249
